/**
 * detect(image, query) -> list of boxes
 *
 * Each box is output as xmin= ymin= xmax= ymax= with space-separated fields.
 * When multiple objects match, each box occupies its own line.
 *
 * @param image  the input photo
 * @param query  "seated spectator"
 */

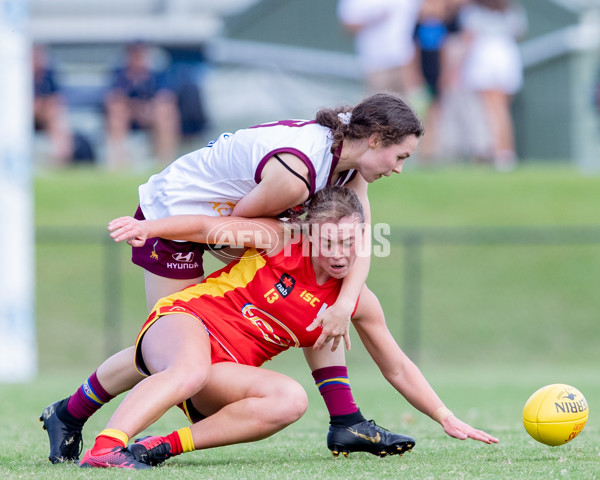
xmin=33 ymin=44 xmax=74 ymax=166
xmin=104 ymin=41 xmax=180 ymax=170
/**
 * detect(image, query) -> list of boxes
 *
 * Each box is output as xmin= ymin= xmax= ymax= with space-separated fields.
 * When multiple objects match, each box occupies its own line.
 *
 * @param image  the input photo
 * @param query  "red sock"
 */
xmin=164 ymin=431 xmax=184 ymax=456
xmin=91 ymin=434 xmax=126 ymax=455
xmin=312 ymin=366 xmax=358 ymax=417
xmin=67 ymin=371 xmax=115 ymax=421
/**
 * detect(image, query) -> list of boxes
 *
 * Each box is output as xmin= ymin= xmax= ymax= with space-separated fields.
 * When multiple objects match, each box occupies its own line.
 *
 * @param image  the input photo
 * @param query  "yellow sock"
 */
xmin=177 ymin=427 xmax=195 ymax=453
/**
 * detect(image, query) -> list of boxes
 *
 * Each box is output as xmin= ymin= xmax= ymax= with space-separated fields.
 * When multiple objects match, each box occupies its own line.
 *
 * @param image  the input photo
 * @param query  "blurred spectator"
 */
xmin=434 ymin=21 xmax=491 ymax=163
xmin=458 ymin=0 xmax=528 ymax=171
xmin=413 ymin=0 xmax=462 ymax=161
xmin=337 ymin=0 xmax=423 ymax=99
xmin=33 ymin=44 xmax=74 ymax=166
xmin=174 ymin=66 xmax=208 ymax=139
xmin=104 ymin=41 xmax=180 ymax=170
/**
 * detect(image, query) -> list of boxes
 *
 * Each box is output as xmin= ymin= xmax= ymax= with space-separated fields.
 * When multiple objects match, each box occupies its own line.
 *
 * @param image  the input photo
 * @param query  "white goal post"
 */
xmin=0 ymin=0 xmax=36 ymax=382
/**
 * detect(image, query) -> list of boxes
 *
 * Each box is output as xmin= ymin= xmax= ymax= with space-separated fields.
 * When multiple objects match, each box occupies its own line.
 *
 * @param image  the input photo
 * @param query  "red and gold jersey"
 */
xmin=139 ymin=238 xmax=345 ymax=367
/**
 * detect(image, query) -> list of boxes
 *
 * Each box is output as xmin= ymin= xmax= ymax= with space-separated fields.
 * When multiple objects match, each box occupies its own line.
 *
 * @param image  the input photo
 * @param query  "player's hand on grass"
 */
xmin=442 ymin=415 xmax=499 ymax=444
xmin=108 ymin=216 xmax=148 ymax=247
xmin=307 ymin=302 xmax=352 ymax=352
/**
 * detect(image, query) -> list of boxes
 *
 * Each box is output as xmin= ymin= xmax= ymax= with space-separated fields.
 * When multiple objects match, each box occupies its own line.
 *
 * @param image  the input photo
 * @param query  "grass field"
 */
xmin=2 ymin=364 xmax=599 ymax=479
xmin=1 ymin=164 xmax=599 ymax=478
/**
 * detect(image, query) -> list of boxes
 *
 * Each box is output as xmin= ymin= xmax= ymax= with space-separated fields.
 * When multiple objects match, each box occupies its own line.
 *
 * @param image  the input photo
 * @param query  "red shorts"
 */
xmin=134 ymin=308 xmax=236 ymax=377
xmin=131 ymin=206 xmax=206 ymax=280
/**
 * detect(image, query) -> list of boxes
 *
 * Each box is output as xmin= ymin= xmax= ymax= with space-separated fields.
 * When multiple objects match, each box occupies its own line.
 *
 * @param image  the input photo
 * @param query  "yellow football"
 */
xmin=522 ymin=384 xmax=588 ymax=446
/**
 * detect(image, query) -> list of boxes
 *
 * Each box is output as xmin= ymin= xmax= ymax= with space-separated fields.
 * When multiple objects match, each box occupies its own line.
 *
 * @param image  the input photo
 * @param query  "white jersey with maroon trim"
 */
xmin=138 ymin=120 xmax=355 ymax=220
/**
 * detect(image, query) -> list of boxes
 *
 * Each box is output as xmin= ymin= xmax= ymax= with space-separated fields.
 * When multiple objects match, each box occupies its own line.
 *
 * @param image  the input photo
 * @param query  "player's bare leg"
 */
xmin=105 ymin=314 xmax=211 ymax=436
xmin=128 ymin=363 xmax=308 ymax=466
xmin=189 ymin=363 xmax=308 ymax=448
xmin=90 ymin=273 xmax=206 ymax=395
xmin=79 ymin=314 xmax=212 ymax=468
xmin=41 ymin=272 xmax=204 ymax=463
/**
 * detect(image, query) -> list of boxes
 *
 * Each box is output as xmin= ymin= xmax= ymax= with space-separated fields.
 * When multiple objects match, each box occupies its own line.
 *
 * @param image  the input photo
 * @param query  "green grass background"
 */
xmin=1 ymin=164 xmax=599 ymax=479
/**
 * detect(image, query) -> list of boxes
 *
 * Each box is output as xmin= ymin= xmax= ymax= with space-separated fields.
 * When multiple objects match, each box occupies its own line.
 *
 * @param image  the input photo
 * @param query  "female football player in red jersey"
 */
xmin=77 ymin=187 xmax=498 ymax=469
xmin=41 ymin=93 xmax=426 ymax=463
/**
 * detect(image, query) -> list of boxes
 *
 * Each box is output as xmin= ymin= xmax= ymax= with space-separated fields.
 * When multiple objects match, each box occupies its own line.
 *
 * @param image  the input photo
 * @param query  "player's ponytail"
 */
xmin=315 ymin=105 xmax=352 ymax=155
xmin=315 ymin=93 xmax=424 ymax=154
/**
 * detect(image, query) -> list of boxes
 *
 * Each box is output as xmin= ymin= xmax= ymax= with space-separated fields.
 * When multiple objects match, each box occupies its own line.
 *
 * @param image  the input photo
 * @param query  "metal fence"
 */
xmin=391 ymin=225 xmax=600 ymax=361
xmin=36 ymin=226 xmax=124 ymax=361
xmin=36 ymin=225 xmax=600 ymax=368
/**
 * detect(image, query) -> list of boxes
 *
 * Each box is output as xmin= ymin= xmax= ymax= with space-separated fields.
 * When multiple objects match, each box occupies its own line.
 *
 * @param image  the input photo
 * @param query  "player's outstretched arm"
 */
xmin=351 ymin=285 xmax=499 ymax=445
xmin=108 ymin=215 xmax=285 ymax=252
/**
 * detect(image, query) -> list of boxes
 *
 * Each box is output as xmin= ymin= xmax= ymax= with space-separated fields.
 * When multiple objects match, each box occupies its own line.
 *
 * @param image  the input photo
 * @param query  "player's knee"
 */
xmin=170 ymin=368 xmax=210 ymax=400
xmin=272 ymin=380 xmax=308 ymax=426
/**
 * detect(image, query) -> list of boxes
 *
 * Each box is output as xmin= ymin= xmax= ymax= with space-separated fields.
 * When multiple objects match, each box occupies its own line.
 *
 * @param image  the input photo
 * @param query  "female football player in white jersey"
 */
xmin=41 ymin=93 xmax=425 ymax=463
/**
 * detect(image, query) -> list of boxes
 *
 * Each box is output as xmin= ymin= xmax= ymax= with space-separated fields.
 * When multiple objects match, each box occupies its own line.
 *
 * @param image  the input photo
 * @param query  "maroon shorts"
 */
xmin=131 ymin=206 xmax=205 ymax=280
